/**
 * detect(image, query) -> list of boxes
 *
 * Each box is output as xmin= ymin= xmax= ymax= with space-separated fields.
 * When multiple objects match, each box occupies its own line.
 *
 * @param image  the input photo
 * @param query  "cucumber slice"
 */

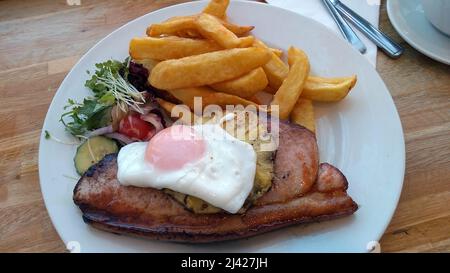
xmin=74 ymin=136 xmax=118 ymax=175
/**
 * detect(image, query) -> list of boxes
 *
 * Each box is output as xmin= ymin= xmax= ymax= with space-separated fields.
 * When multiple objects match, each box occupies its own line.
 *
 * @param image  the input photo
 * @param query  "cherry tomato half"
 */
xmin=118 ymin=113 xmax=154 ymax=140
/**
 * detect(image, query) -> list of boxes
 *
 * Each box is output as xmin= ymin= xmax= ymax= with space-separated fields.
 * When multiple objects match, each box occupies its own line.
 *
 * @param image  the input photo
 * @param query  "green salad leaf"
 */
xmin=60 ymin=97 xmax=113 ymax=136
xmin=61 ymin=59 xmax=126 ymax=136
xmin=85 ymin=59 xmax=125 ymax=97
xmin=60 ymin=57 xmax=145 ymax=137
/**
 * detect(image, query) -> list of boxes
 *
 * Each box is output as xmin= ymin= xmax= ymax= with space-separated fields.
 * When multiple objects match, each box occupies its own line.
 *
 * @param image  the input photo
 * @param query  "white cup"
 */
xmin=421 ymin=0 xmax=450 ymax=36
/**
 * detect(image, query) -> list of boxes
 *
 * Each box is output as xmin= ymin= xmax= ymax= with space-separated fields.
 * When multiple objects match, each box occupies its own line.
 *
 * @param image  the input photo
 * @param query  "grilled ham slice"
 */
xmin=73 ymin=122 xmax=357 ymax=242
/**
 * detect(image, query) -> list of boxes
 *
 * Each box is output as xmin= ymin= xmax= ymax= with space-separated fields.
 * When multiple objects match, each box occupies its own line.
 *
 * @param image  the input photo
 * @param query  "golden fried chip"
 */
xmin=302 ymin=75 xmax=357 ymax=102
xmin=270 ymin=47 xmax=310 ymax=120
xmin=195 ymin=13 xmax=241 ymax=49
xmin=150 ymin=47 xmax=271 ymax=90
xmin=220 ymin=20 xmax=254 ymax=36
xmin=202 ymin=0 xmax=230 ymax=19
xmin=210 ymin=67 xmax=268 ymax=98
xmin=147 ymin=16 xmax=197 ymax=37
xmin=130 ymin=37 xmax=221 ymax=60
xmin=130 ymin=36 xmax=221 ymax=60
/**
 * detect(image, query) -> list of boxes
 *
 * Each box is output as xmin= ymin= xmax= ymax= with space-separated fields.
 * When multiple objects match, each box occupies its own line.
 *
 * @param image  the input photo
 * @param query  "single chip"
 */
xmin=147 ymin=16 xmax=197 ymax=37
xmin=271 ymin=47 xmax=310 ymax=120
xmin=195 ymin=13 xmax=241 ymax=49
xmin=202 ymin=0 xmax=230 ymax=19
xmin=210 ymin=67 xmax=268 ymax=98
xmin=149 ymin=47 xmax=271 ymax=90
xmin=302 ymin=75 xmax=357 ymax=102
xmin=130 ymin=36 xmax=221 ymax=60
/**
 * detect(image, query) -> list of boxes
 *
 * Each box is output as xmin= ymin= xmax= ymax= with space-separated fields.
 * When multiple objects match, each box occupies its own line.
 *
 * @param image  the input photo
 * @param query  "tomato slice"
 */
xmin=118 ymin=113 xmax=154 ymax=140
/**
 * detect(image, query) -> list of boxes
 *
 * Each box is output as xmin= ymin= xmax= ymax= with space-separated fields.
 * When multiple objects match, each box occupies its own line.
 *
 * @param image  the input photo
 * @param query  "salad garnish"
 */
xmin=60 ymin=58 xmax=147 ymax=136
xmin=58 ymin=57 xmax=169 ymax=175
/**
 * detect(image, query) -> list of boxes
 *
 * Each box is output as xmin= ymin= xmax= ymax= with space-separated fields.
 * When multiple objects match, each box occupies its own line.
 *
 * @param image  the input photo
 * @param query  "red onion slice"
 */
xmin=140 ymin=113 xmax=164 ymax=134
xmin=87 ymin=125 xmax=114 ymax=138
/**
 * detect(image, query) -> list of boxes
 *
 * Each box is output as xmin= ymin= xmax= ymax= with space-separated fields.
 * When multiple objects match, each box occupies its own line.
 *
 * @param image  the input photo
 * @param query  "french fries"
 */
xmin=210 ymin=67 xmax=268 ymax=98
xmin=129 ymin=0 xmax=358 ymax=136
xmin=195 ymin=13 xmax=241 ymax=49
xmin=150 ymin=47 xmax=271 ymax=90
xmin=167 ymin=86 xmax=258 ymax=110
xmin=253 ymin=39 xmax=289 ymax=90
xmin=202 ymin=0 xmax=230 ymax=19
xmin=130 ymin=37 xmax=221 ymax=60
xmin=147 ymin=15 xmax=253 ymax=37
xmin=302 ymin=75 xmax=357 ymax=102
xmin=271 ymin=47 xmax=310 ymax=120
xmin=290 ymin=98 xmax=315 ymax=133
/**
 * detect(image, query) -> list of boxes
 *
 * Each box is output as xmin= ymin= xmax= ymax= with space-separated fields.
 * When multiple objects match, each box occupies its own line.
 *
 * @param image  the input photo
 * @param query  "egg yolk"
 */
xmin=145 ymin=125 xmax=206 ymax=171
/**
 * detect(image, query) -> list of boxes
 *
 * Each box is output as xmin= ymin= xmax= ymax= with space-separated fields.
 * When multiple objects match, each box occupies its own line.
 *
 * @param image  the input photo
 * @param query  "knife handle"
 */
xmin=333 ymin=1 xmax=404 ymax=58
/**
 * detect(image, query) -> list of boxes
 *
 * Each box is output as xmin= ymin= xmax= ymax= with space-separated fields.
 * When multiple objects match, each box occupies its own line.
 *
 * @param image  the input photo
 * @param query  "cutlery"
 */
xmin=329 ymin=0 xmax=404 ymax=58
xmin=321 ymin=0 xmax=367 ymax=54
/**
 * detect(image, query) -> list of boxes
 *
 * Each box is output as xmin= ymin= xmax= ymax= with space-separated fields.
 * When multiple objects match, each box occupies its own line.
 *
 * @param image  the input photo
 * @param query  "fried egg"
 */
xmin=117 ymin=123 xmax=257 ymax=213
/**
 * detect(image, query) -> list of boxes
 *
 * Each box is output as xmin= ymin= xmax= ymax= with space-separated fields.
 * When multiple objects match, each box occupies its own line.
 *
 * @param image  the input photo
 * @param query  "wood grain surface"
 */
xmin=0 ymin=0 xmax=449 ymax=253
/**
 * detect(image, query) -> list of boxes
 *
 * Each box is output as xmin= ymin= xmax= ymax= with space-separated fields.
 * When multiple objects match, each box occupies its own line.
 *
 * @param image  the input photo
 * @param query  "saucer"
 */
xmin=387 ymin=0 xmax=450 ymax=65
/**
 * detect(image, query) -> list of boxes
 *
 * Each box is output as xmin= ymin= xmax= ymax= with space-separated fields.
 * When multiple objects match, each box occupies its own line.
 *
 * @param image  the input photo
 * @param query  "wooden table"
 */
xmin=0 ymin=0 xmax=448 ymax=253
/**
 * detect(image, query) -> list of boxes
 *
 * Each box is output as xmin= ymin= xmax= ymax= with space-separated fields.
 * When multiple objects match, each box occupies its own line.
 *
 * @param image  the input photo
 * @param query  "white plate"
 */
xmin=39 ymin=0 xmax=405 ymax=253
xmin=387 ymin=0 xmax=450 ymax=65
xmin=266 ymin=0 xmax=381 ymax=67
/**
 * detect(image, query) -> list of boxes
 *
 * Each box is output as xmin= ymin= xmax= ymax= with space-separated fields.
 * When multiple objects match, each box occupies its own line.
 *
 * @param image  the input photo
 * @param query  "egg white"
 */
xmin=117 ymin=124 xmax=257 ymax=213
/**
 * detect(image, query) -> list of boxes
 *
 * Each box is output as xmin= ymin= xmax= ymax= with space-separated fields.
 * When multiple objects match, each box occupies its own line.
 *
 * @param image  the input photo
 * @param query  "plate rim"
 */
xmin=387 ymin=0 xmax=450 ymax=65
xmin=38 ymin=0 xmax=405 ymax=252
